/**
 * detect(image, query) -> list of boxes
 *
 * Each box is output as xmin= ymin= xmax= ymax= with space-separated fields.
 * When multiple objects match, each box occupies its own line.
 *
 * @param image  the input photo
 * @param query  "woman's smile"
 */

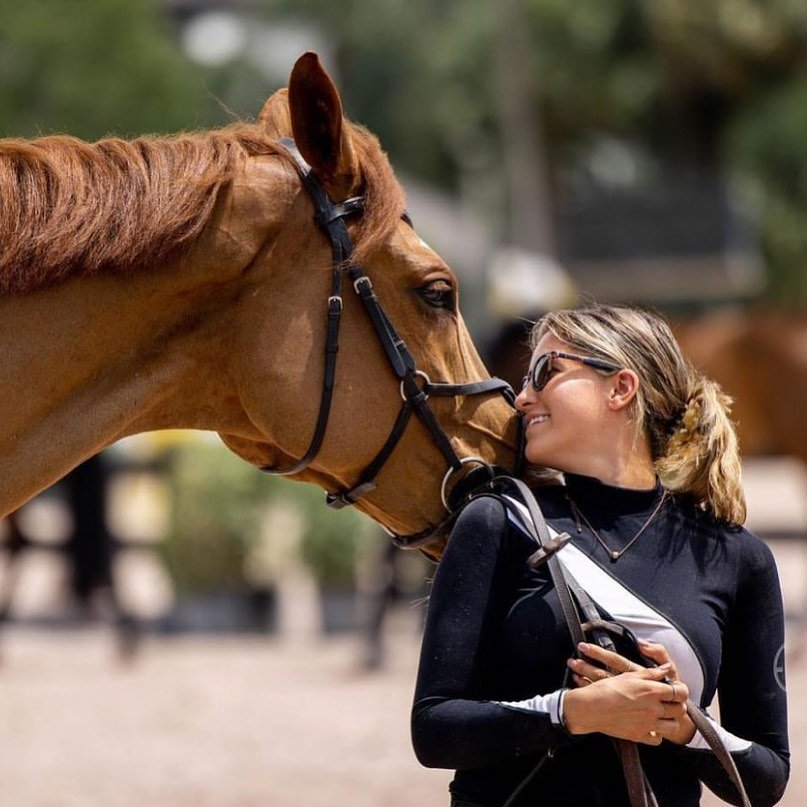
xmin=525 ymin=413 xmax=550 ymax=431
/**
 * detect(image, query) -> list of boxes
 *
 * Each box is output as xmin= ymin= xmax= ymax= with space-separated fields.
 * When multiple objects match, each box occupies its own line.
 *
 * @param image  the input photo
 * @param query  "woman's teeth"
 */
xmin=529 ymin=415 xmax=549 ymax=427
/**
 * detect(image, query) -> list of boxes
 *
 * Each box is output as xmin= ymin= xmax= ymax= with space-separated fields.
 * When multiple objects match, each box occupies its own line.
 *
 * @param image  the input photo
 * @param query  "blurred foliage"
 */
xmin=163 ymin=441 xmax=276 ymax=593
xmin=727 ymin=77 xmax=807 ymax=304
xmin=292 ymin=482 xmax=375 ymax=589
xmin=164 ymin=441 xmax=372 ymax=592
xmin=0 ymin=0 xmax=222 ymax=139
xmin=275 ymin=0 xmax=807 ymax=305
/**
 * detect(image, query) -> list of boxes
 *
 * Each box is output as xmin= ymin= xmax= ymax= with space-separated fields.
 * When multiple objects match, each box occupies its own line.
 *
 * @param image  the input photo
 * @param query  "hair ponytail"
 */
xmin=655 ymin=378 xmax=746 ymax=524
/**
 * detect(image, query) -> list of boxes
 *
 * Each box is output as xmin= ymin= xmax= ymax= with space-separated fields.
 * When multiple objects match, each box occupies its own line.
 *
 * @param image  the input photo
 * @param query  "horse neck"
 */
xmin=0 ymin=159 xmax=291 ymax=517
xmin=0 ymin=275 xmax=199 ymax=513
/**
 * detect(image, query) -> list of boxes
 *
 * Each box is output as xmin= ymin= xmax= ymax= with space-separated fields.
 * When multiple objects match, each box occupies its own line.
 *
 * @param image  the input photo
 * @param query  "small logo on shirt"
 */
xmin=773 ymin=644 xmax=786 ymax=692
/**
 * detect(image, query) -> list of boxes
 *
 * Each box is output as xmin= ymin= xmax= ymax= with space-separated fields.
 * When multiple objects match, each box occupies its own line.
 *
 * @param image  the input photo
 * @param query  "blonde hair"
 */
xmin=531 ymin=304 xmax=746 ymax=524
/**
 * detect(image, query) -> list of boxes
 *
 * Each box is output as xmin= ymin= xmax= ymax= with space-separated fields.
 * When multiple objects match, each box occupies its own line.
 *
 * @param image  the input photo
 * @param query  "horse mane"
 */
xmin=0 ymin=114 xmax=405 ymax=296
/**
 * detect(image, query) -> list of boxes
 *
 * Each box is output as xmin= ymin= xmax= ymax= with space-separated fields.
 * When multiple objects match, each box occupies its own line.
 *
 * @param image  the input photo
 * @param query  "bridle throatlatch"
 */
xmin=259 ymin=137 xmax=518 ymax=546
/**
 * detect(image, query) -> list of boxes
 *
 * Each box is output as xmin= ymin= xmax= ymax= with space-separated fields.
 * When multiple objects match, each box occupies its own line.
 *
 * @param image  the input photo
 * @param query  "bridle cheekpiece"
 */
xmin=259 ymin=137 xmax=518 ymax=549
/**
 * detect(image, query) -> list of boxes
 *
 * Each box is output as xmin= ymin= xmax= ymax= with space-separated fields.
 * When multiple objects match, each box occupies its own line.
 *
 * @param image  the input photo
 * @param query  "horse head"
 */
xmin=214 ymin=54 xmax=518 ymax=552
xmin=0 ymin=53 xmax=517 ymax=555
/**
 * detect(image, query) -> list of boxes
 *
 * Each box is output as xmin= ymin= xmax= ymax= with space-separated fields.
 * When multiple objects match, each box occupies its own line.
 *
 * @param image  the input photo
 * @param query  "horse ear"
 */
xmin=288 ymin=52 xmax=357 ymax=191
xmin=258 ymin=89 xmax=293 ymax=139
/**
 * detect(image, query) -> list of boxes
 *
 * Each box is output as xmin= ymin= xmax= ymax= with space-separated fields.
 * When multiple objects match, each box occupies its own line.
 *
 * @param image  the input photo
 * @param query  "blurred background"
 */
xmin=0 ymin=0 xmax=804 ymax=804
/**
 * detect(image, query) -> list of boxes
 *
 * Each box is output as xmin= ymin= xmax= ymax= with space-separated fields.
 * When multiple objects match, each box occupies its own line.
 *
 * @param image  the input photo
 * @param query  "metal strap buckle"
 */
xmin=353 ymin=275 xmax=372 ymax=294
xmin=526 ymin=532 xmax=572 ymax=569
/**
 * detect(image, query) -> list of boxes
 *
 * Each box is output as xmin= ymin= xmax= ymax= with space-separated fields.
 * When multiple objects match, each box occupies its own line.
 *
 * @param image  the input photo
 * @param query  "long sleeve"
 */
xmin=411 ymin=496 xmax=574 ymax=770
xmin=676 ymin=535 xmax=790 ymax=806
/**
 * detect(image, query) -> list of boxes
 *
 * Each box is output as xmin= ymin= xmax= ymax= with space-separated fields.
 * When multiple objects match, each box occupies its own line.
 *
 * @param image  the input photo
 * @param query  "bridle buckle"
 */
xmin=353 ymin=275 xmax=372 ymax=295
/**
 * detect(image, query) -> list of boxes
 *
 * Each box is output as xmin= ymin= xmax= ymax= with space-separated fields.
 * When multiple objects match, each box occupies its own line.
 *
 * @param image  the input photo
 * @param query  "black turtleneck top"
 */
xmin=411 ymin=475 xmax=789 ymax=807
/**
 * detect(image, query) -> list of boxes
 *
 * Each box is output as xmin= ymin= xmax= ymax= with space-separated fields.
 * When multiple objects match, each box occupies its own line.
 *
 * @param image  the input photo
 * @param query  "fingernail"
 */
xmin=658 ymin=662 xmax=672 ymax=670
xmin=637 ymin=638 xmax=650 ymax=645
xmin=578 ymin=642 xmax=590 ymax=652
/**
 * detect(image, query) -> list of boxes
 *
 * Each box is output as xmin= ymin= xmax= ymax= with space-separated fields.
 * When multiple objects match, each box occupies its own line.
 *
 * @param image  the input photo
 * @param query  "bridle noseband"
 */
xmin=260 ymin=137 xmax=518 ymax=548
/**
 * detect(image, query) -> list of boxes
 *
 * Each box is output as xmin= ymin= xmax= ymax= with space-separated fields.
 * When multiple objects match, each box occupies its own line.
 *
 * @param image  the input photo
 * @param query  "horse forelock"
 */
xmin=0 ymin=116 xmax=405 ymax=297
xmin=346 ymin=123 xmax=407 ymax=266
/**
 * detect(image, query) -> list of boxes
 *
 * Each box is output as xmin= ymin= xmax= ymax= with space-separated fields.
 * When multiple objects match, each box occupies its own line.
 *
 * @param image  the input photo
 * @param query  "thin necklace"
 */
xmin=565 ymin=489 xmax=668 ymax=562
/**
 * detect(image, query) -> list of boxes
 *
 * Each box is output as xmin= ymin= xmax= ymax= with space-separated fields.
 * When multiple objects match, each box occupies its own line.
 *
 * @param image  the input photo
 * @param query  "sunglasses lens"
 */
xmin=531 ymin=354 xmax=552 ymax=391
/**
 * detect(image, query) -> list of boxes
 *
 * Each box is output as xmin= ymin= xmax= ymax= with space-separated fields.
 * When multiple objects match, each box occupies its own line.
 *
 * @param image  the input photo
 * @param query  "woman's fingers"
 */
xmin=663 ymin=679 xmax=689 ymax=704
xmin=637 ymin=638 xmax=670 ymax=663
xmin=577 ymin=640 xmax=683 ymax=688
xmin=657 ymin=700 xmax=687 ymax=719
xmin=566 ymin=656 xmax=677 ymax=685
xmin=564 ymin=670 xmax=691 ymax=742
xmin=637 ymin=638 xmax=680 ymax=680
xmin=567 ymin=656 xmax=610 ymax=684
xmin=567 ymin=641 xmax=691 ymax=744
xmin=576 ymin=642 xmax=644 ymax=673
xmin=633 ymin=703 xmax=687 ymax=744
xmin=576 ymin=642 xmax=672 ymax=678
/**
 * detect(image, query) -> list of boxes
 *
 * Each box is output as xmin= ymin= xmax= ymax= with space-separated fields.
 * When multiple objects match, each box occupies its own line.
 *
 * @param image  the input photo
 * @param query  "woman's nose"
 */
xmin=514 ymin=384 xmax=533 ymax=412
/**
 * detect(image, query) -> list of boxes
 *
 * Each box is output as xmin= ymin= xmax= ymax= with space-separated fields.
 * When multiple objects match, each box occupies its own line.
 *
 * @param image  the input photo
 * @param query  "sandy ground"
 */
xmin=1 ymin=535 xmax=805 ymax=806
xmin=0 ymin=617 xmax=452 ymax=807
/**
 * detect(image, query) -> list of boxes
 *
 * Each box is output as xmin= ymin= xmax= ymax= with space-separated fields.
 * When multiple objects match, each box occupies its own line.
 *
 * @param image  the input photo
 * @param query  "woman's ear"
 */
xmin=608 ymin=369 xmax=640 ymax=412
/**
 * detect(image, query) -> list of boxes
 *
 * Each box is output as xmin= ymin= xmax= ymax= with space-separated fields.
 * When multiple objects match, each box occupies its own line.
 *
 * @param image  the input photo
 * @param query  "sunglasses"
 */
xmin=522 ymin=351 xmax=620 ymax=392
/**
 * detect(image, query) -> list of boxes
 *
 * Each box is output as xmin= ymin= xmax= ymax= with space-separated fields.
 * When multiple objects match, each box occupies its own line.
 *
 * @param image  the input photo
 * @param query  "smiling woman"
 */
xmin=412 ymin=304 xmax=789 ymax=807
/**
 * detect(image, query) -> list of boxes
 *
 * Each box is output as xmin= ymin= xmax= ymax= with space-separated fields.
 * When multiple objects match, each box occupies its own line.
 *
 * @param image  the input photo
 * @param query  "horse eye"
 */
xmin=417 ymin=280 xmax=455 ymax=310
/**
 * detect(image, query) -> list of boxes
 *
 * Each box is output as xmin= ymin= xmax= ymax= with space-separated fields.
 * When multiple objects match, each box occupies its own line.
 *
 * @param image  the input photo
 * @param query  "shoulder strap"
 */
xmin=496 ymin=477 xmax=585 ymax=649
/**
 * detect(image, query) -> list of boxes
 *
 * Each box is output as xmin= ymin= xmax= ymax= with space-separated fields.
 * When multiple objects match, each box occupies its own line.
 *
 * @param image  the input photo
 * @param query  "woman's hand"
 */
xmin=570 ymin=638 xmax=681 ymax=686
xmin=562 ymin=641 xmax=695 ymax=745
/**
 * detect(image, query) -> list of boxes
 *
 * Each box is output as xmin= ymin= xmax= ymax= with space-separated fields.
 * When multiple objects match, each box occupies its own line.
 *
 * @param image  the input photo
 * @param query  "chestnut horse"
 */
xmin=0 ymin=53 xmax=516 ymax=555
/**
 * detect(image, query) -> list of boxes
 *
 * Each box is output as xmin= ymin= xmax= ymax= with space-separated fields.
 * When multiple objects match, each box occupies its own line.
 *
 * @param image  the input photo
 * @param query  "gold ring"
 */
xmin=649 ymin=731 xmax=658 ymax=740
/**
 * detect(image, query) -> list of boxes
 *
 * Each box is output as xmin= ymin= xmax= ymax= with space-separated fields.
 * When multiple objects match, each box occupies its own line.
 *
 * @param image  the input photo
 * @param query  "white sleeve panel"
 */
xmin=495 ymin=687 xmax=567 ymax=726
xmin=686 ymin=711 xmax=752 ymax=753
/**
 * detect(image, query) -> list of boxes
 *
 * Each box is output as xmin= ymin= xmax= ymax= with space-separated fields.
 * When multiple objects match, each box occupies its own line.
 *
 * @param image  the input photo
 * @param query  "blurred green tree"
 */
xmin=276 ymin=0 xmax=807 ymax=304
xmin=0 ymin=0 xmax=218 ymax=139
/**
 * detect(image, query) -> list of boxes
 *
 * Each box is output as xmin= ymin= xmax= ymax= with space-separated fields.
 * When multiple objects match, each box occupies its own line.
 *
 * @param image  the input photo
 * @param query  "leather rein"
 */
xmin=259 ymin=137 xmax=517 ymax=548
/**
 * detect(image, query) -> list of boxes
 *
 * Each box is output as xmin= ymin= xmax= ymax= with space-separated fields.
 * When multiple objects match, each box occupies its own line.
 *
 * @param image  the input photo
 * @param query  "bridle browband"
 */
xmin=259 ymin=137 xmax=517 ymax=548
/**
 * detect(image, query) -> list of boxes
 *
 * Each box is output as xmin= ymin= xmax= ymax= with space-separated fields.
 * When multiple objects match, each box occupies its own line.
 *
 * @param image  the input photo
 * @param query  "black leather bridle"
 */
xmin=259 ymin=137 xmax=518 ymax=548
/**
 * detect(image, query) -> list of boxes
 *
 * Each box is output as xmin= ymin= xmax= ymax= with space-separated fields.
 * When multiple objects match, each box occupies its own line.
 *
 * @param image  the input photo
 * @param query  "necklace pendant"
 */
xmin=610 ymin=550 xmax=620 ymax=561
